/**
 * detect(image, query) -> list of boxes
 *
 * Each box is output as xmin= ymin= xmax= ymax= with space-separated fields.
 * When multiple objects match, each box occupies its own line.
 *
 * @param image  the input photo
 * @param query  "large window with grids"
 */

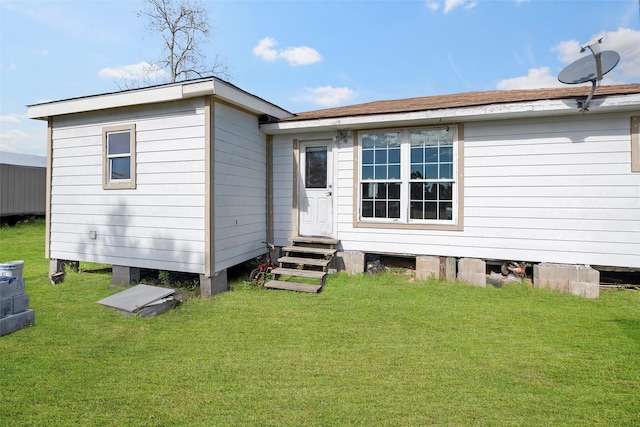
xmin=359 ymin=126 xmax=459 ymax=226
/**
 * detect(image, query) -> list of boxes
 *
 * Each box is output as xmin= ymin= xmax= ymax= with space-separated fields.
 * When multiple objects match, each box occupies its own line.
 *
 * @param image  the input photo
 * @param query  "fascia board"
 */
xmin=28 ymin=85 xmax=185 ymax=120
xmin=262 ymin=94 xmax=640 ymax=134
xmin=210 ymin=80 xmax=293 ymax=119
xmin=28 ymin=78 xmax=293 ymax=120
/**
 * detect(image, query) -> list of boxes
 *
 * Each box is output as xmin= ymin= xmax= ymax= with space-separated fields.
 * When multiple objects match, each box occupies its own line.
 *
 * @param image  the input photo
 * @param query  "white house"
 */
xmin=263 ymin=84 xmax=640 ymax=293
xmin=28 ymin=79 xmax=640 ymax=295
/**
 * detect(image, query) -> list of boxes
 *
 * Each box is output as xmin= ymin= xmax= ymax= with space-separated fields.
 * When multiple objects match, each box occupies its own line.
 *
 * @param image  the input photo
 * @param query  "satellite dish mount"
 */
xmin=557 ymin=37 xmax=620 ymax=112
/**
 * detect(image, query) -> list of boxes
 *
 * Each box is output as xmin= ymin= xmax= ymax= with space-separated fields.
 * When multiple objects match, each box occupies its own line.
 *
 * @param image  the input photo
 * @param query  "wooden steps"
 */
xmin=277 ymin=256 xmax=331 ymax=268
xmin=264 ymin=236 xmax=339 ymax=293
xmin=264 ymin=280 xmax=322 ymax=293
xmin=280 ymin=246 xmax=336 ymax=257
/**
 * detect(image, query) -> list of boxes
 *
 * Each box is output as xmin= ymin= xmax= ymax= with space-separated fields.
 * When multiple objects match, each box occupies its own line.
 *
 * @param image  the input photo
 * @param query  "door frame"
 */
xmin=292 ymin=139 xmax=334 ymax=238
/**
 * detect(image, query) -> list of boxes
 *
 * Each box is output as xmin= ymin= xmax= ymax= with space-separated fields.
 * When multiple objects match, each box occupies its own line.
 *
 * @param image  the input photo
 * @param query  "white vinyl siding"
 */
xmin=213 ymin=103 xmax=268 ymax=271
xmin=49 ymin=99 xmax=207 ymax=273
xmin=271 ymin=135 xmax=296 ymax=246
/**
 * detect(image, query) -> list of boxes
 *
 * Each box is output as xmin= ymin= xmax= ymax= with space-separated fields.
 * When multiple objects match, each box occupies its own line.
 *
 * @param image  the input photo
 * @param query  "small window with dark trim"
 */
xmin=103 ymin=124 xmax=136 ymax=190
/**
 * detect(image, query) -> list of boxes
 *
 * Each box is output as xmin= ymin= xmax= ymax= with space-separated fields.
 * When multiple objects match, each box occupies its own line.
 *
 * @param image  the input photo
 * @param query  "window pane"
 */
xmin=425 ymin=147 xmax=438 ymax=163
xmin=388 ymin=183 xmax=400 ymax=199
xmin=410 ymin=182 xmax=422 ymax=200
xmin=376 ymin=183 xmax=387 ymax=199
xmin=389 ymin=148 xmax=400 ymax=164
xmin=362 ymin=183 xmax=374 ymax=199
xmin=425 ymin=202 xmax=437 ymax=219
xmin=388 ymin=201 xmax=400 ymax=218
xmin=376 ymin=133 xmax=400 ymax=148
xmin=375 ymin=201 xmax=387 ymax=218
xmin=362 ymin=135 xmax=376 ymax=149
xmin=374 ymin=165 xmax=387 ymax=180
xmin=362 ymin=201 xmax=373 ymax=217
xmin=410 ymin=202 xmax=423 ymax=219
xmin=374 ymin=149 xmax=387 ymax=164
xmin=425 ymin=164 xmax=438 ymax=179
xmin=439 ymin=183 xmax=453 ymax=201
xmin=388 ymin=165 xmax=400 ymax=180
xmin=440 ymin=163 xmax=453 ymax=179
xmin=110 ymin=157 xmax=130 ymax=180
xmin=425 ymin=183 xmax=437 ymax=200
xmin=440 ymin=146 xmax=453 ymax=163
xmin=440 ymin=202 xmax=453 ymax=220
xmin=410 ymin=165 xmax=423 ymax=179
xmin=108 ymin=132 xmax=130 ymax=155
xmin=362 ymin=166 xmax=374 ymax=180
xmin=362 ymin=149 xmax=374 ymax=165
xmin=411 ymin=147 xmax=423 ymax=164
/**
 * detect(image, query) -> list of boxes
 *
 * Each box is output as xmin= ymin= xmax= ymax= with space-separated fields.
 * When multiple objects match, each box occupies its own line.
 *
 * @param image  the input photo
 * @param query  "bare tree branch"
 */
xmin=130 ymin=0 xmax=230 ymax=87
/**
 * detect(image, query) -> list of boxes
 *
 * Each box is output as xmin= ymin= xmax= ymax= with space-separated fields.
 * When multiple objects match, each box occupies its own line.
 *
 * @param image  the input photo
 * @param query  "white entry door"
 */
xmin=299 ymin=141 xmax=333 ymax=237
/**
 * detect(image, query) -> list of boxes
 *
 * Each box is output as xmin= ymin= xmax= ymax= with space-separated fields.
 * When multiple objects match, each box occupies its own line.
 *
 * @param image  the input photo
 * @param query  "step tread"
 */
xmin=282 ymin=246 xmax=336 ymax=256
xmin=264 ymin=280 xmax=322 ymax=293
xmin=289 ymin=236 xmax=339 ymax=246
xmin=271 ymin=267 xmax=326 ymax=279
xmin=278 ymin=256 xmax=331 ymax=267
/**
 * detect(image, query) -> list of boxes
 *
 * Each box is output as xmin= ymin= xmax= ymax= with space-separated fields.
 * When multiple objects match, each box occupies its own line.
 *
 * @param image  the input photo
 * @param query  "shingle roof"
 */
xmin=285 ymin=84 xmax=640 ymax=122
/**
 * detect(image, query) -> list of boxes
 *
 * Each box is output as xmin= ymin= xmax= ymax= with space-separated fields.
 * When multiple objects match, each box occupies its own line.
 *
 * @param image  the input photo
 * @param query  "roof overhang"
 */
xmin=261 ymin=92 xmax=640 ymax=135
xmin=28 ymin=77 xmax=293 ymax=121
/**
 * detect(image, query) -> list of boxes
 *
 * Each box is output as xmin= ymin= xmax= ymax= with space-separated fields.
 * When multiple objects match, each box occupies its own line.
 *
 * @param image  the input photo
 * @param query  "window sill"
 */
xmin=354 ymin=220 xmax=463 ymax=231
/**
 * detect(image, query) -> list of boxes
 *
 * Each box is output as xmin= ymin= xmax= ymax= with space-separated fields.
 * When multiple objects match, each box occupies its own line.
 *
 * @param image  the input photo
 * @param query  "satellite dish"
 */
xmin=557 ymin=37 xmax=621 ymax=112
xmin=558 ymin=50 xmax=620 ymax=84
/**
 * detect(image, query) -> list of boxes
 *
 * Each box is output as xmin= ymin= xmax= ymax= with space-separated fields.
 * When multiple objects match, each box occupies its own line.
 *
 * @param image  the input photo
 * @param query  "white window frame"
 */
xmin=355 ymin=125 xmax=463 ymax=231
xmin=103 ymin=124 xmax=136 ymax=190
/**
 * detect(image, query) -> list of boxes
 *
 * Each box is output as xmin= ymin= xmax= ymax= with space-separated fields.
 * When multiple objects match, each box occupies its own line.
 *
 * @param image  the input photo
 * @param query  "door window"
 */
xmin=305 ymin=146 xmax=327 ymax=188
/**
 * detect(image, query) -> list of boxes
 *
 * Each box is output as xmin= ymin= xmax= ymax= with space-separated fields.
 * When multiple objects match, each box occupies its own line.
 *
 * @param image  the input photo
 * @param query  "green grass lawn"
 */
xmin=1 ymin=219 xmax=639 ymax=426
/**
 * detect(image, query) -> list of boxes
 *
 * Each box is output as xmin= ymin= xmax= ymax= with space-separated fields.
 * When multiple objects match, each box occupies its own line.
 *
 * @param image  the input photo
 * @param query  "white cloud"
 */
xmin=552 ymin=39 xmax=583 ymax=64
xmin=98 ymin=61 xmax=168 ymax=81
xmin=0 ymin=129 xmax=31 ymax=153
xmin=426 ymin=2 xmax=440 ymax=11
xmin=0 ymin=129 xmax=29 ymax=143
xmin=426 ymin=0 xmax=477 ymax=13
xmin=496 ymin=67 xmax=565 ymax=90
xmin=279 ymin=46 xmax=324 ymax=66
xmin=253 ymin=37 xmax=280 ymax=62
xmin=0 ymin=114 xmax=23 ymax=124
xmin=253 ymin=37 xmax=323 ymax=66
xmin=297 ymin=86 xmax=355 ymax=107
xmin=0 ymin=121 xmax=48 ymax=156
xmin=445 ymin=0 xmax=476 ymax=13
xmin=599 ymin=28 xmax=640 ymax=81
xmin=497 ymin=28 xmax=640 ymax=90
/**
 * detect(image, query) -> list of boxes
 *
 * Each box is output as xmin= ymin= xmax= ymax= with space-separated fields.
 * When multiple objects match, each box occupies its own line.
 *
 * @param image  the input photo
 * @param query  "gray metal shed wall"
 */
xmin=0 ymin=164 xmax=46 ymax=217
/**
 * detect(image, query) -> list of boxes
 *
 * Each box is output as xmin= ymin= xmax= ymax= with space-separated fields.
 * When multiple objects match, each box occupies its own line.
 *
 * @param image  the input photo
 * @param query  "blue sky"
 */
xmin=1 ymin=0 xmax=639 ymax=156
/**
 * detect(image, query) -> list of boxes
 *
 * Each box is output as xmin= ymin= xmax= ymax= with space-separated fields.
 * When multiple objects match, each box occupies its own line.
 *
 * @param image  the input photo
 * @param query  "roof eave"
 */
xmin=260 ymin=93 xmax=640 ymax=135
xmin=28 ymin=78 xmax=293 ymax=120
